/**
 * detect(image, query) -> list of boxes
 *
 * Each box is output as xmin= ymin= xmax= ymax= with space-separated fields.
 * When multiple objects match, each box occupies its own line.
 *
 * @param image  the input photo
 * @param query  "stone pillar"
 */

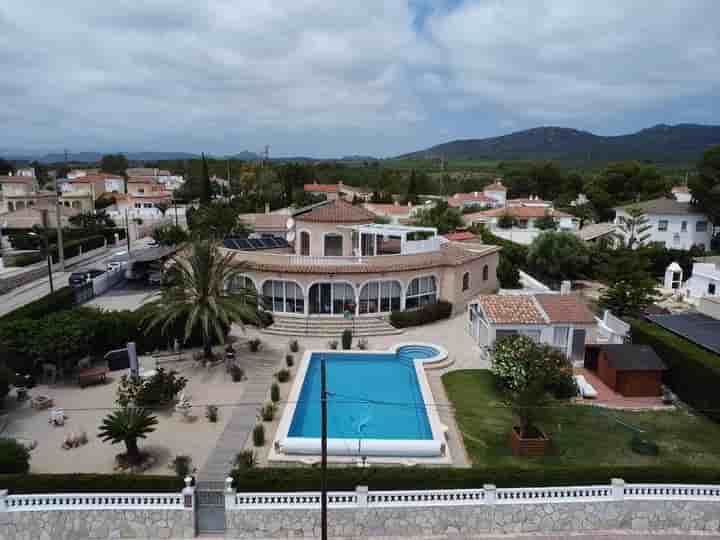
xmin=0 ymin=489 xmax=9 ymax=524
xmin=356 ymin=485 xmax=368 ymax=507
xmin=182 ymin=477 xmax=195 ymax=509
xmin=225 ymin=476 xmax=236 ymax=508
xmin=611 ymin=478 xmax=625 ymax=501
xmin=484 ymin=484 xmax=497 ymax=504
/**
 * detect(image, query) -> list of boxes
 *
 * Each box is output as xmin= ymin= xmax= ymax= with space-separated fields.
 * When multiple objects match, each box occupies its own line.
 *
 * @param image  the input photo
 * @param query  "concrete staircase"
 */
xmin=263 ymin=315 xmax=403 ymax=337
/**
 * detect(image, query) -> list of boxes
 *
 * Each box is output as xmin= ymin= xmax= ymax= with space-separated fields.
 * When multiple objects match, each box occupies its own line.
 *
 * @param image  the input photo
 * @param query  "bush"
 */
xmin=248 ymin=338 xmax=262 ymax=352
xmin=0 ymin=367 xmax=14 ymax=403
xmin=116 ymin=369 xmax=188 ymax=408
xmin=328 ymin=340 xmax=339 ymax=350
xmin=252 ymin=424 xmax=265 ymax=447
xmin=8 ymin=253 xmax=44 ymax=267
xmin=630 ymin=318 xmax=720 ymax=422
xmin=170 ymin=455 xmax=192 ymax=478
xmin=357 ymin=338 xmax=368 ymax=350
xmin=270 ymin=383 xmax=280 ymax=403
xmin=0 ymin=439 xmax=30 ymax=474
xmin=234 ymin=450 xmax=256 ymax=470
xmin=230 ymin=364 xmax=244 ymax=382
xmin=0 ymin=287 xmax=75 ymax=322
xmin=0 ymin=474 xmax=183 ymax=494
xmin=276 ymin=369 xmax=290 ymax=383
xmin=389 ymin=301 xmax=453 ymax=329
xmin=231 ymin=465 xmax=720 ymax=492
xmin=206 ymin=405 xmax=219 ymax=423
xmin=285 ymin=354 xmax=294 ymax=368
xmin=341 ymin=329 xmax=352 ymax=350
xmin=260 ymin=403 xmax=276 ymax=422
xmin=289 ymin=340 xmax=299 ymax=353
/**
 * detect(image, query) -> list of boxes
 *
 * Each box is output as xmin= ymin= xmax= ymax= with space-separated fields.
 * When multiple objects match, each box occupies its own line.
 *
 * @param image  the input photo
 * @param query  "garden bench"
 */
xmin=78 ymin=367 xmax=109 ymax=388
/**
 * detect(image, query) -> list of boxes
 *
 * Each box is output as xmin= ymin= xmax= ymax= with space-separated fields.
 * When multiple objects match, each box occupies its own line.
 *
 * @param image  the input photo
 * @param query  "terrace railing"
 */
xmin=3 ymin=492 xmax=185 ymax=512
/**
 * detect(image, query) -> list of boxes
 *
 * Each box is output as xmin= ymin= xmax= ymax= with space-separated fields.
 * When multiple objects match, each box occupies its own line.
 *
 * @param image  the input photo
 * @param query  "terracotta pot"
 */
xmin=509 ymin=426 xmax=551 ymax=457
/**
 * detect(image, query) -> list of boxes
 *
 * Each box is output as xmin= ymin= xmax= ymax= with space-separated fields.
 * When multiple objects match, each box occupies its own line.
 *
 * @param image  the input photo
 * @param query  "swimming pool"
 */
xmin=274 ymin=346 xmax=448 ymax=459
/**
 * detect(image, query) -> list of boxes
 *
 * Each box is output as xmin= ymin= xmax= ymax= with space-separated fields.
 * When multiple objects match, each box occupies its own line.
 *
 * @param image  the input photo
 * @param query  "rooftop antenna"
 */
xmin=263 ymin=145 xmax=270 ymax=167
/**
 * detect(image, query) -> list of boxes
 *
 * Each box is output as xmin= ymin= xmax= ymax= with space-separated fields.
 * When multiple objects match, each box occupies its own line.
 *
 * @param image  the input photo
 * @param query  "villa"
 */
xmin=446 ymin=180 xmax=507 ymax=210
xmin=221 ymin=198 xmax=500 ymax=320
xmin=463 ymin=205 xmax=578 ymax=245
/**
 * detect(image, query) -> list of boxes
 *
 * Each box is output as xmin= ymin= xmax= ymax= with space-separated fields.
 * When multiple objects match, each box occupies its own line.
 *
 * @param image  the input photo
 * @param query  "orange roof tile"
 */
xmin=304 ymin=182 xmax=339 ymax=193
xmin=535 ymin=294 xmax=596 ymax=324
xmin=466 ymin=206 xmax=572 ymax=220
xmin=296 ymin=199 xmax=377 ymax=223
xmin=364 ymin=203 xmax=412 ymax=215
xmin=443 ymin=231 xmax=476 ymax=242
xmin=476 ymin=295 xmax=546 ymax=324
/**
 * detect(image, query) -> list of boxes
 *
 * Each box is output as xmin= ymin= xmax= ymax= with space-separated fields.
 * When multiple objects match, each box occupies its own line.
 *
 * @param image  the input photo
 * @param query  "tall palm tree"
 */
xmin=98 ymin=408 xmax=158 ymax=465
xmin=144 ymin=240 xmax=262 ymax=359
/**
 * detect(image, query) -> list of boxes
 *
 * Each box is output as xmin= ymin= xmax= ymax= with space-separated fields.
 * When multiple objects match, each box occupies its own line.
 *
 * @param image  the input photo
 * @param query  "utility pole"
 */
xmin=54 ymin=150 xmax=67 ymax=271
xmin=320 ymin=353 xmax=328 ymax=540
xmin=125 ymin=208 xmax=132 ymax=256
xmin=41 ymin=210 xmax=54 ymax=293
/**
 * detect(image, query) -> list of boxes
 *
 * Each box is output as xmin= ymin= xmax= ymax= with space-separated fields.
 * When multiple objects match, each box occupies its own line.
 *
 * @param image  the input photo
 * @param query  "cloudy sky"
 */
xmin=1 ymin=0 xmax=718 ymax=157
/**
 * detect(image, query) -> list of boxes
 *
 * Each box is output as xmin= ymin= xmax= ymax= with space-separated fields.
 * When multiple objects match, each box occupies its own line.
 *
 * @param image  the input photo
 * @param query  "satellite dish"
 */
xmin=286 ymin=217 xmax=295 ymax=230
xmin=286 ymin=230 xmax=296 ymax=242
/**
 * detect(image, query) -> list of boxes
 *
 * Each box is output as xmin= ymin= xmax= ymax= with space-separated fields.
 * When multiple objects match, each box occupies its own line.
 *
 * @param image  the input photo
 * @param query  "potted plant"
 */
xmin=508 ymin=379 xmax=551 ymax=457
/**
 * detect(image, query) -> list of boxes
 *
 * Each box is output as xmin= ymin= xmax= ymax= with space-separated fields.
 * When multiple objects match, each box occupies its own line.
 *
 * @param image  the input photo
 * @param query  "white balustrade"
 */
xmin=5 ymin=492 xmax=184 ymax=512
xmin=623 ymin=484 xmax=720 ymax=500
xmin=368 ymin=488 xmax=485 ymax=507
xmin=496 ymin=485 xmax=611 ymax=504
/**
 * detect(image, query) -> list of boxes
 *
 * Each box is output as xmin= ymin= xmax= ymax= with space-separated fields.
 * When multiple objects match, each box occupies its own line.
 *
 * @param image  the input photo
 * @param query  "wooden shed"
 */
xmin=597 ymin=345 xmax=667 ymax=397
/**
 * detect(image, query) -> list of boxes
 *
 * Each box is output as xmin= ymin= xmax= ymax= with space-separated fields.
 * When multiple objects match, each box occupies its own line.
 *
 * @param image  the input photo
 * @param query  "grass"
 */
xmin=443 ymin=370 xmax=720 ymax=469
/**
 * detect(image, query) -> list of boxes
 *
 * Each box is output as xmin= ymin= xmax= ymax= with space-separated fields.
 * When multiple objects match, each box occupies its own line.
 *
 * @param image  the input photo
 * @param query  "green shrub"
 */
xmin=0 ymin=287 xmax=75 ymax=322
xmin=234 ymin=450 xmax=256 ymax=470
xmin=248 ymin=338 xmax=262 ymax=352
xmin=260 ymin=403 xmax=276 ymax=422
xmin=0 ymin=439 xmax=30 ymax=474
xmin=170 ymin=455 xmax=192 ymax=478
xmin=115 ymin=369 xmax=188 ymax=408
xmin=231 ymin=465 xmax=720 ymax=492
xmin=270 ymin=383 xmax=280 ymax=403
xmin=328 ymin=340 xmax=339 ymax=350
xmin=285 ymin=354 xmax=294 ymax=368
xmin=390 ymin=300 xmax=452 ymax=328
xmin=289 ymin=340 xmax=299 ymax=353
xmin=252 ymin=424 xmax=265 ymax=447
xmin=630 ymin=318 xmax=720 ymax=422
xmin=357 ymin=338 xmax=368 ymax=350
xmin=8 ymin=253 xmax=44 ymax=267
xmin=0 ymin=474 xmax=183 ymax=494
xmin=0 ymin=367 xmax=14 ymax=402
xmin=276 ymin=369 xmax=290 ymax=383
xmin=230 ymin=364 xmax=244 ymax=382
xmin=341 ymin=329 xmax=352 ymax=350
xmin=206 ymin=405 xmax=219 ymax=423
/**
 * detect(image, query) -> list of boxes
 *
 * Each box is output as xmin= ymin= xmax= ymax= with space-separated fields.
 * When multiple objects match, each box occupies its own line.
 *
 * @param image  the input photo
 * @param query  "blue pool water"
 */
xmin=288 ymin=353 xmax=432 ymax=440
xmin=397 ymin=345 xmax=440 ymax=360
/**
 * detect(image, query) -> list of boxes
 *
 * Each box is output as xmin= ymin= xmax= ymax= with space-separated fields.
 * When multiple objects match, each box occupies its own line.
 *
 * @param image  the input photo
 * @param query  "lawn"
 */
xmin=443 ymin=370 xmax=720 ymax=469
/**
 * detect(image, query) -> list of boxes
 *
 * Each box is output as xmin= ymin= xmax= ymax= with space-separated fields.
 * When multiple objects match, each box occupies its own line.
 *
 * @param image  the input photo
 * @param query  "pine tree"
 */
xmin=200 ymin=152 xmax=212 ymax=204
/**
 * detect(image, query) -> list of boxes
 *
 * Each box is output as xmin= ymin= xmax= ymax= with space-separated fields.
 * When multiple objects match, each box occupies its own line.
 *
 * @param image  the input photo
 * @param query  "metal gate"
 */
xmin=196 ymin=489 xmax=226 ymax=534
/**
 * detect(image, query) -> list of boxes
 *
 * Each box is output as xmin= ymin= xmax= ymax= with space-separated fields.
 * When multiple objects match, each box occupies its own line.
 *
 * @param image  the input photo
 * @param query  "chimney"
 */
xmin=407 ymin=201 xmax=412 ymax=208
xmin=264 ymin=203 xmax=270 ymax=214
xmin=473 ymin=191 xmax=478 ymax=197
xmin=560 ymin=281 xmax=572 ymax=295
xmin=394 ymin=200 xmax=399 ymax=206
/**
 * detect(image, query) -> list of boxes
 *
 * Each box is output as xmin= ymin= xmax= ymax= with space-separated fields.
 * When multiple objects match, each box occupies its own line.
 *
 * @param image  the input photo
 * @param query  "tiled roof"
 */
xmin=615 ymin=197 xmax=702 ymax=216
xmin=575 ymin=222 xmax=617 ymax=241
xmin=466 ymin=206 xmax=572 ymax=220
xmin=0 ymin=175 xmax=36 ymax=184
xmin=476 ymin=295 xmax=546 ymax=325
xmin=485 ymin=181 xmax=507 ymax=191
xmin=443 ymin=231 xmax=476 ymax=242
xmin=671 ymin=185 xmax=690 ymax=193
xmin=535 ymin=294 xmax=596 ymax=324
xmin=364 ymin=203 xmax=412 ymax=215
xmin=304 ymin=182 xmax=339 ymax=193
xmin=232 ymin=243 xmax=500 ymax=275
xmin=296 ymin=198 xmax=376 ymax=223
xmin=239 ymin=213 xmax=289 ymax=229
xmin=449 ymin=192 xmax=495 ymax=203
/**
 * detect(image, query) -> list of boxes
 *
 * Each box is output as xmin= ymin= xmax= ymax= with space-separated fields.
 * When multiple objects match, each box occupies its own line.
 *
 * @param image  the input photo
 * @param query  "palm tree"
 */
xmin=144 ymin=240 xmax=263 ymax=359
xmin=98 ymin=408 xmax=158 ymax=465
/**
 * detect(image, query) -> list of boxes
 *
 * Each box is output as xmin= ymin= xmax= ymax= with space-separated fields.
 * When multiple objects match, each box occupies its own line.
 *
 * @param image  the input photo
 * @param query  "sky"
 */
xmin=1 ymin=0 xmax=719 ymax=158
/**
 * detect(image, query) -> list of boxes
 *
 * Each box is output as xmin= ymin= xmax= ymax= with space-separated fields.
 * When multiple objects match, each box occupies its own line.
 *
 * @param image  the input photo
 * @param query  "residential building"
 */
xmin=222 ymin=198 xmax=500 ymax=318
xmin=506 ymin=196 xmax=552 ymax=208
xmin=613 ymin=197 xmax=712 ymax=250
xmin=238 ymin=213 xmax=289 ymax=236
xmin=683 ymin=256 xmax=720 ymax=301
xmin=0 ymin=205 xmax=77 ymax=229
xmin=699 ymin=296 xmax=720 ymax=320
xmin=64 ymin=173 xmax=125 ymax=198
xmin=14 ymin=167 xmax=35 ymax=177
xmin=575 ymin=222 xmax=618 ymax=244
xmin=464 ymin=205 xmax=578 ymax=245
xmin=467 ymin=293 xmax=597 ymax=363
xmin=671 ymin=185 xmax=692 ymax=203
xmin=0 ymin=175 xmax=39 ymax=213
xmin=363 ymin=201 xmax=420 ymax=224
xmin=483 ymin=180 xmax=507 ymax=206
xmin=303 ymin=181 xmax=371 ymax=202
xmin=447 ymin=180 xmax=508 ymax=211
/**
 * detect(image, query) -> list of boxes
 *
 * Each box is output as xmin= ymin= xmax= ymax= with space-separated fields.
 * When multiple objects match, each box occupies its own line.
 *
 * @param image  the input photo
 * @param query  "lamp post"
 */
xmin=320 ymin=352 xmax=328 ymax=540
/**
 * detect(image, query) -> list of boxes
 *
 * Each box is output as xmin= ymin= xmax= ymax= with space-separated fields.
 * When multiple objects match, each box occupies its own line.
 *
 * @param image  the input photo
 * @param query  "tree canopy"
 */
xmin=100 ymin=154 xmax=128 ymax=175
xmin=689 ymin=145 xmax=720 ymax=225
xmin=413 ymin=200 xmax=463 ymax=234
xmin=526 ymin=231 xmax=589 ymax=284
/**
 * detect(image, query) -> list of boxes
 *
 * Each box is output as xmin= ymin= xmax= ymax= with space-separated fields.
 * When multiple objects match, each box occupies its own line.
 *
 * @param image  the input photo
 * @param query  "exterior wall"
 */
xmin=597 ymin=353 xmax=618 ymax=390
xmin=617 ymin=371 xmax=662 ymax=397
xmin=699 ymin=297 xmax=720 ymax=320
xmin=294 ymin=221 xmax=359 ymax=257
xmin=686 ymin=263 xmax=720 ymax=300
xmin=225 ymin=500 xmax=720 ymax=539
xmin=0 ymin=509 xmax=194 ymax=539
xmin=614 ymin=209 xmax=712 ymax=250
xmin=449 ymin=252 xmax=499 ymax=313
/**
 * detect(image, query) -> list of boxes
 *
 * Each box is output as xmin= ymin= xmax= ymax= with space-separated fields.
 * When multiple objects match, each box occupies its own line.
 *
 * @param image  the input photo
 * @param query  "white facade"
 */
xmin=613 ymin=209 xmax=712 ymax=250
xmin=15 ymin=167 xmax=35 ymax=177
xmin=104 ymin=177 xmax=125 ymax=193
xmin=685 ymin=262 xmax=720 ymax=301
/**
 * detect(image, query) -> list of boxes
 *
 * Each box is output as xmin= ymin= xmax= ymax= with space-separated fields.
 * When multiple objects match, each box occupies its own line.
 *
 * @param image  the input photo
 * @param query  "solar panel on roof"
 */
xmin=235 ymin=238 xmax=251 ymax=250
xmin=223 ymin=239 xmax=236 ymax=249
xmin=276 ymin=238 xmax=289 ymax=247
xmin=647 ymin=314 xmax=720 ymax=355
xmin=248 ymin=238 xmax=264 ymax=249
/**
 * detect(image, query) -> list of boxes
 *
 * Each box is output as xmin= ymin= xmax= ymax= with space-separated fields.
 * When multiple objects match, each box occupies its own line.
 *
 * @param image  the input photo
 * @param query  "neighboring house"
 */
xmin=0 ymin=175 xmax=39 ymax=213
xmin=671 ymin=185 xmax=692 ymax=203
xmin=220 ymin=198 xmax=501 ymax=317
xmin=483 ymin=180 xmax=507 ymax=206
xmin=467 ymin=293 xmax=598 ymax=364
xmin=613 ymin=197 xmax=712 ymax=250
xmin=66 ymin=173 xmax=125 ymax=199
xmin=14 ymin=167 xmax=35 ymax=177
xmin=464 ymin=205 xmax=577 ymax=245
xmin=575 ymin=222 xmax=618 ymax=244
xmin=443 ymin=231 xmax=477 ymax=243
xmin=0 ymin=205 xmax=77 ymax=229
xmin=596 ymin=344 xmax=667 ymax=397
xmin=303 ymin=181 xmax=371 ymax=202
xmin=447 ymin=192 xmax=498 ymax=210
xmin=238 ymin=213 xmax=289 ymax=236
xmin=108 ymin=191 xmax=172 ymax=219
xmin=683 ymin=256 xmax=720 ymax=301
xmin=363 ymin=201 xmax=420 ymax=224
xmin=506 ymin=196 xmax=552 ymax=208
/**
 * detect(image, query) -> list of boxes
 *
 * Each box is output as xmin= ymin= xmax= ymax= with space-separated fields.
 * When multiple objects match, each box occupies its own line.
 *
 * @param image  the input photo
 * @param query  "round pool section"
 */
xmin=397 ymin=345 xmax=440 ymax=360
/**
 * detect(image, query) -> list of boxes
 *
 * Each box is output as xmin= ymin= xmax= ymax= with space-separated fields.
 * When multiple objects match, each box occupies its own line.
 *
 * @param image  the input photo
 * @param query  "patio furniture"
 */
xmin=78 ymin=367 xmax=109 ymax=388
xmin=574 ymin=375 xmax=598 ymax=399
xmin=31 ymin=395 xmax=54 ymax=410
xmin=49 ymin=408 xmax=65 ymax=426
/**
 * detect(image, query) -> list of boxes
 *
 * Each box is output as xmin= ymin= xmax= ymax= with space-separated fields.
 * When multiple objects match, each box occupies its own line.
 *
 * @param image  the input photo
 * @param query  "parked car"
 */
xmin=68 ymin=268 xmax=105 ymax=287
xmin=107 ymin=260 xmax=127 ymax=272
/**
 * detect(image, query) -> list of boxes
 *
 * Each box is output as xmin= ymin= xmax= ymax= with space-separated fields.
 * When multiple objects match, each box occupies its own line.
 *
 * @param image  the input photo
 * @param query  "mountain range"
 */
xmin=399 ymin=124 xmax=720 ymax=163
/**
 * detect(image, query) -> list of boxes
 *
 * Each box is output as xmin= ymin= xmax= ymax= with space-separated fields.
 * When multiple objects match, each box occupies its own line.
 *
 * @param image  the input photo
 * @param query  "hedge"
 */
xmin=390 ymin=300 xmax=452 ymax=328
xmin=630 ymin=318 xmax=720 ymax=422
xmin=0 ymin=286 xmax=76 ymax=322
xmin=0 ymin=474 xmax=183 ymax=494
xmin=232 ymin=465 xmax=720 ymax=492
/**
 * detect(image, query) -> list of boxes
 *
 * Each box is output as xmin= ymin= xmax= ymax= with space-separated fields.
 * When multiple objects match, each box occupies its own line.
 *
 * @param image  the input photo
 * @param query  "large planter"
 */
xmin=509 ymin=426 xmax=551 ymax=457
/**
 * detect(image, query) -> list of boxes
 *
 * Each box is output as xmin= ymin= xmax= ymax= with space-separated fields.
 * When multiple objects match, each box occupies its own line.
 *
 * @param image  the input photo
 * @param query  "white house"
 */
xmin=684 ymin=256 xmax=720 ymax=301
xmin=464 ymin=205 xmax=578 ymax=245
xmin=671 ymin=185 xmax=692 ymax=203
xmin=613 ymin=197 xmax=712 ymax=250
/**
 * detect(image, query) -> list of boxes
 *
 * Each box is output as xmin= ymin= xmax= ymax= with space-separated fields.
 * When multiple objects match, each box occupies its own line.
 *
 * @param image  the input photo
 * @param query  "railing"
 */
xmin=227 ymin=481 xmax=720 ymax=510
xmin=4 ymin=492 xmax=185 ymax=512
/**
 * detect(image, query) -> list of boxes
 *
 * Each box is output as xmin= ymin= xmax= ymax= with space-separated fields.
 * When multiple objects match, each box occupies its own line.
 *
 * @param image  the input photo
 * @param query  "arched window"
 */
xmin=309 ymin=282 xmax=355 ymax=315
xmin=227 ymin=275 xmax=256 ymax=294
xmin=359 ymin=281 xmax=402 ymax=314
xmin=462 ymin=272 xmax=470 ymax=291
xmin=300 ymin=231 xmax=310 ymax=256
xmin=482 ymin=264 xmax=489 ymax=281
xmin=324 ymin=233 xmax=343 ymax=256
xmin=262 ymin=280 xmax=304 ymax=314
xmin=405 ymin=276 xmax=437 ymax=309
